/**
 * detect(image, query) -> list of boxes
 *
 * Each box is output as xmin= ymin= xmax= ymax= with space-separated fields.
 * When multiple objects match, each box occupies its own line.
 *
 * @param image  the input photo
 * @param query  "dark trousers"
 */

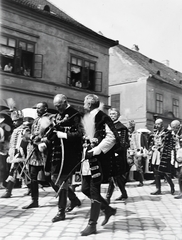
xmin=29 ymin=165 xmax=44 ymax=201
xmin=153 ymin=167 xmax=174 ymax=191
xmin=81 ymin=175 xmax=107 ymax=205
xmin=177 ymin=166 xmax=182 ymax=193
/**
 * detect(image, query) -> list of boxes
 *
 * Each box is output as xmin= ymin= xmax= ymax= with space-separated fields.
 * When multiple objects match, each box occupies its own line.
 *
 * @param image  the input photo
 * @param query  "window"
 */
xmin=156 ymin=93 xmax=163 ymax=114
xmin=173 ymin=99 xmax=179 ymax=118
xmin=111 ymin=94 xmax=120 ymax=110
xmin=67 ymin=55 xmax=102 ymax=92
xmin=0 ymin=35 xmax=43 ymax=78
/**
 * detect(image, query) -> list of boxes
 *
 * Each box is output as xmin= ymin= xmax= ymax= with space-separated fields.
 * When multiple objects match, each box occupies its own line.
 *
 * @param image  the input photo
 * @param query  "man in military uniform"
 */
xmin=105 ymin=108 xmax=130 ymax=203
xmin=170 ymin=120 xmax=182 ymax=199
xmin=1 ymin=110 xmax=30 ymax=198
xmin=81 ymin=95 xmax=119 ymax=236
xmin=22 ymin=102 xmax=49 ymax=208
xmin=149 ymin=118 xmax=175 ymax=195
xmin=127 ymin=120 xmax=148 ymax=187
xmin=42 ymin=94 xmax=82 ymax=222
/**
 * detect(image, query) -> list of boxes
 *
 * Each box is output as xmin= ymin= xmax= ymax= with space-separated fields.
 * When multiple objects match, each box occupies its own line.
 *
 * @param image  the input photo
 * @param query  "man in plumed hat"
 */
xmin=1 ymin=110 xmax=30 ymax=198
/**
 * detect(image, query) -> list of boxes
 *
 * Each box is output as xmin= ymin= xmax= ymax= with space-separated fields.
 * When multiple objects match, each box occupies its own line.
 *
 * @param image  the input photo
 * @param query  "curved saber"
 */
xmin=19 ymin=147 xmax=35 ymax=178
xmin=55 ymin=158 xmax=85 ymax=198
xmin=55 ymin=147 xmax=87 ymax=198
xmin=55 ymin=138 xmax=64 ymax=185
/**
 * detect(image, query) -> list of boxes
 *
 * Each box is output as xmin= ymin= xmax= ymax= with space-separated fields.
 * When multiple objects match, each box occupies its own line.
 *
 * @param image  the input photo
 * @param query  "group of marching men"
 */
xmin=0 ymin=93 xmax=182 ymax=236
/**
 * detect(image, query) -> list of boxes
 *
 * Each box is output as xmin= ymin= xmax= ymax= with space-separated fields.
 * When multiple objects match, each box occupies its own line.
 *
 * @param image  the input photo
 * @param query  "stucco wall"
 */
xmin=1 ymin=4 xmax=111 ymax=110
xmin=147 ymin=77 xmax=182 ymax=129
xmin=109 ymin=79 xmax=147 ymax=129
xmin=109 ymin=46 xmax=148 ymax=129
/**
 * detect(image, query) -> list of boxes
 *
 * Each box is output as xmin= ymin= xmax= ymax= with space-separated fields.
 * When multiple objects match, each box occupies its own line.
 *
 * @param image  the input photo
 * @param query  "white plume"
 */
xmin=6 ymin=98 xmax=16 ymax=111
xmin=99 ymin=102 xmax=104 ymax=111
xmin=81 ymin=113 xmax=95 ymax=140
xmin=39 ymin=117 xmax=52 ymax=135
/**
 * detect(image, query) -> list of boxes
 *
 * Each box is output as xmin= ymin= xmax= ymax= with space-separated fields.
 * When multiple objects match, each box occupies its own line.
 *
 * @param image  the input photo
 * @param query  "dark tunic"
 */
xmin=113 ymin=120 xmax=130 ymax=175
xmin=93 ymin=110 xmax=121 ymax=183
xmin=158 ymin=130 xmax=174 ymax=174
xmin=45 ymin=106 xmax=83 ymax=175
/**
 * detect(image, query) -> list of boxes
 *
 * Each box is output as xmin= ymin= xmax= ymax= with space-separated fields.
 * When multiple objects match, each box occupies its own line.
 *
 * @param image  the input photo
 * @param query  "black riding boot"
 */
xmin=81 ymin=200 xmax=101 ymax=236
xmin=1 ymin=180 xmax=15 ymax=198
xmin=100 ymin=197 xmax=117 ymax=226
xmin=65 ymin=186 xmax=81 ymax=212
xmin=105 ymin=179 xmax=115 ymax=204
xmin=137 ymin=171 xmax=144 ymax=187
xmin=22 ymin=180 xmax=39 ymax=209
xmin=165 ymin=174 xmax=175 ymax=195
xmin=115 ymin=176 xmax=128 ymax=200
xmin=151 ymin=172 xmax=161 ymax=195
xmin=52 ymin=189 xmax=67 ymax=222
xmin=24 ymin=183 xmax=31 ymax=196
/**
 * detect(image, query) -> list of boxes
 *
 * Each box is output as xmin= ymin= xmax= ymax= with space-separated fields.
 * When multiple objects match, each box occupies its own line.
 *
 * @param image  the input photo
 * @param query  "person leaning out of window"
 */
xmin=4 ymin=62 xmax=13 ymax=73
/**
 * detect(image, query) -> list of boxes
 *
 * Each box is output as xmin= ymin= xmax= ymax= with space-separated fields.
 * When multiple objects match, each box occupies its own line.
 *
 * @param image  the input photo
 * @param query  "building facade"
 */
xmin=0 ymin=0 xmax=118 ymax=113
xmin=109 ymin=45 xmax=182 ymax=130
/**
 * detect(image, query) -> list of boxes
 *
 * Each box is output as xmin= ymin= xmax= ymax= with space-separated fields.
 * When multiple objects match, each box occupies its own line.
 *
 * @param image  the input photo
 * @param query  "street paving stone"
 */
xmin=0 ymin=179 xmax=181 ymax=240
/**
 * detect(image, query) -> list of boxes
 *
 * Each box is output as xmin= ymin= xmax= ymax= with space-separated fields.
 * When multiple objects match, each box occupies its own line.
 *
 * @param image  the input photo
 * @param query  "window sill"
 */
xmin=0 ymin=71 xmax=34 ymax=80
xmin=68 ymin=84 xmax=94 ymax=92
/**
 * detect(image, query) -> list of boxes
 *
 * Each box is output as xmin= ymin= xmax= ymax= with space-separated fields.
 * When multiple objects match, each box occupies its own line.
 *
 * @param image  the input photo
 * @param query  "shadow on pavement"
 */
xmin=124 ymin=195 xmax=162 ymax=203
xmin=0 ymin=204 xmax=35 ymax=218
xmin=102 ymin=216 xmax=166 ymax=232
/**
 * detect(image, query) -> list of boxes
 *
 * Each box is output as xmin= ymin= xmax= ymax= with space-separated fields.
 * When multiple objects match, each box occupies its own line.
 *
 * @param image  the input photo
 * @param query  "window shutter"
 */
xmin=94 ymin=71 xmax=102 ymax=92
xmin=82 ymin=67 xmax=89 ymax=88
xmin=34 ymin=54 xmax=43 ymax=78
xmin=14 ymin=47 xmax=22 ymax=74
xmin=67 ymin=62 xmax=71 ymax=85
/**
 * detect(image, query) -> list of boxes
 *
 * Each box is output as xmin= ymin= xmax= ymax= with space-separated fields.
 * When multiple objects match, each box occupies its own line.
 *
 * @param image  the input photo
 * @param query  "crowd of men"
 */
xmin=0 ymin=93 xmax=182 ymax=236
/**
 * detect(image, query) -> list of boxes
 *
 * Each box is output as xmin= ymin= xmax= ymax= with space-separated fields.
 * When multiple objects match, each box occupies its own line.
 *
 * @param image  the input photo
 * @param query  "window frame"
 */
xmin=156 ymin=93 xmax=163 ymax=114
xmin=67 ymin=54 xmax=102 ymax=92
xmin=173 ymin=98 xmax=179 ymax=118
xmin=0 ymin=34 xmax=42 ymax=78
xmin=111 ymin=94 xmax=120 ymax=110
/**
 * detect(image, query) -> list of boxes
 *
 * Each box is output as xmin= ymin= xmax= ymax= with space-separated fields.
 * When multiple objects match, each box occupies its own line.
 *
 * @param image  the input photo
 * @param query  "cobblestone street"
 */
xmin=0 ymin=179 xmax=181 ymax=240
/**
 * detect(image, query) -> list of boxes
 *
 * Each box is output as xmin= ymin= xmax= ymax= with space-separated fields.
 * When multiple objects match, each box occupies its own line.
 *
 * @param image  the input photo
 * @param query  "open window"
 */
xmin=0 ymin=35 xmax=42 ymax=78
xmin=67 ymin=55 xmax=102 ymax=92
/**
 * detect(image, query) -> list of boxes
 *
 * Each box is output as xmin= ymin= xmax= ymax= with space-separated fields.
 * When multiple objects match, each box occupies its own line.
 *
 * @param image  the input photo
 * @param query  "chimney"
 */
xmin=132 ymin=44 xmax=139 ymax=52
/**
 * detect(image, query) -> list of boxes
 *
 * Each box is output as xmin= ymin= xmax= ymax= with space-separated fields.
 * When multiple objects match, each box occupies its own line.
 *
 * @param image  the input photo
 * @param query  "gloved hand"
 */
xmin=88 ymin=146 xmax=101 ymax=156
xmin=38 ymin=142 xmax=47 ymax=152
xmin=56 ymin=131 xmax=67 ymax=139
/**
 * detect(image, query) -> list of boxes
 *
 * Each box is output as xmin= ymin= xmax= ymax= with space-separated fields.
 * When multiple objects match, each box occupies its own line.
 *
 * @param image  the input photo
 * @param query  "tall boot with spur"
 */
xmin=1 ymin=179 xmax=15 ymax=198
xmin=105 ymin=178 xmax=115 ymax=204
xmin=65 ymin=186 xmax=81 ymax=212
xmin=100 ymin=197 xmax=117 ymax=226
xmin=22 ymin=180 xmax=39 ymax=209
xmin=81 ymin=200 xmax=101 ymax=236
xmin=150 ymin=171 xmax=161 ymax=195
xmin=52 ymin=189 xmax=67 ymax=222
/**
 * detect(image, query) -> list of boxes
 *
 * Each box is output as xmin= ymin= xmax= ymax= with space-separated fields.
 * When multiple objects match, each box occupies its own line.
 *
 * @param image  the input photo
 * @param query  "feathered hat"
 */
xmin=11 ymin=110 xmax=24 ymax=121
